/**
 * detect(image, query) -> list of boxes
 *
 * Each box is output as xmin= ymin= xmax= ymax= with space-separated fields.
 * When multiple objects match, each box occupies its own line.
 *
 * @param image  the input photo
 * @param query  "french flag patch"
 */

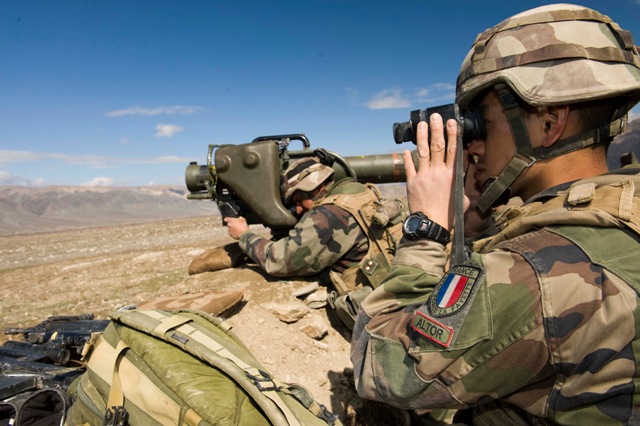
xmin=436 ymin=274 xmax=469 ymax=308
xmin=428 ymin=265 xmax=481 ymax=317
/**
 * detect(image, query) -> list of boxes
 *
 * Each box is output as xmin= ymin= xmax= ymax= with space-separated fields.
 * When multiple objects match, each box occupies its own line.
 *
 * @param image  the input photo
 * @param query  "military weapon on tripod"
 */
xmin=185 ymin=133 xmax=416 ymax=237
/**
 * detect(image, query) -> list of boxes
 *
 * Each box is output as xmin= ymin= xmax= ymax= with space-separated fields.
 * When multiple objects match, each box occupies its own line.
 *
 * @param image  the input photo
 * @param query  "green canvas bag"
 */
xmin=64 ymin=309 xmax=341 ymax=426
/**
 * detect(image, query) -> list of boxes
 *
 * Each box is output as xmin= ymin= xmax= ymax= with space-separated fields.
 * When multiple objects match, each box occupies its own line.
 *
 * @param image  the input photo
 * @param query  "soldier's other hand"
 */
xmin=403 ymin=114 xmax=458 ymax=231
xmin=224 ymin=216 xmax=249 ymax=240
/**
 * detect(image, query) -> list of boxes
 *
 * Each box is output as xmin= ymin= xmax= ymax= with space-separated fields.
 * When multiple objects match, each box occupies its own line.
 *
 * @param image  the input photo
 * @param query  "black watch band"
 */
xmin=402 ymin=212 xmax=451 ymax=245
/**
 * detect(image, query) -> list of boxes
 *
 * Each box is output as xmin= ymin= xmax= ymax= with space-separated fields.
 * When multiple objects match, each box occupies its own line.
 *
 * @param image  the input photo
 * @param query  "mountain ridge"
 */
xmin=0 ymin=185 xmax=217 ymax=236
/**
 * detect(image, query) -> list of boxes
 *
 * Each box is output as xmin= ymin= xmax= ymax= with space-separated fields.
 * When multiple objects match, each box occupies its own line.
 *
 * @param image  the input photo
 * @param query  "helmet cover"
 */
xmin=281 ymin=158 xmax=334 ymax=203
xmin=456 ymin=4 xmax=640 ymax=109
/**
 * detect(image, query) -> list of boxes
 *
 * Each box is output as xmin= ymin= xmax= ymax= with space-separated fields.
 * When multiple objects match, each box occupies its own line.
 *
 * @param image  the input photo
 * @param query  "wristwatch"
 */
xmin=402 ymin=212 xmax=451 ymax=245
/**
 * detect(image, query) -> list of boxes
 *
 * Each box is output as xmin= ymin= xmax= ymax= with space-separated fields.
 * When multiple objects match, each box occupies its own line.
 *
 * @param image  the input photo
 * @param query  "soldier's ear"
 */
xmin=540 ymin=105 xmax=570 ymax=148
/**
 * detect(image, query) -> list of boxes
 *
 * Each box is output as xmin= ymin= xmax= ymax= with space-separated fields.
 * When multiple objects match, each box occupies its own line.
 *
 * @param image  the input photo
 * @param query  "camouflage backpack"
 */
xmin=64 ymin=309 xmax=341 ymax=426
xmin=320 ymin=182 xmax=406 ymax=329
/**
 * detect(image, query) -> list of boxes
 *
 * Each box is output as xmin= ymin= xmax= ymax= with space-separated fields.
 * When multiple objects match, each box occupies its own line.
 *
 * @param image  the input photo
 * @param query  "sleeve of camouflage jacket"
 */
xmin=351 ymin=238 xmax=550 ymax=411
xmin=238 ymin=204 xmax=363 ymax=277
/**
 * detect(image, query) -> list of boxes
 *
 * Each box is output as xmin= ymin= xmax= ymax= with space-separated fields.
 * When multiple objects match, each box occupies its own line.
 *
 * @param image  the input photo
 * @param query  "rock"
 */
xmin=266 ymin=301 xmax=310 ymax=323
xmin=304 ymin=288 xmax=328 ymax=309
xmin=299 ymin=314 xmax=329 ymax=340
xmin=291 ymin=281 xmax=320 ymax=298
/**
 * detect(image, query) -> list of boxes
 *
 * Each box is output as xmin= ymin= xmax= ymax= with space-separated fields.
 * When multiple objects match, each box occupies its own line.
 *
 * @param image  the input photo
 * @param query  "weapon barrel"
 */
xmin=2 ymin=341 xmax=71 ymax=366
xmin=340 ymin=153 xmax=411 ymax=184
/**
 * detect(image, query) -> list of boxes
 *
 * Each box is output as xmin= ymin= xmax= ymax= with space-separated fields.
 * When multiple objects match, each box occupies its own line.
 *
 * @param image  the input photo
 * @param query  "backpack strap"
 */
xmin=105 ymin=340 xmax=129 ymax=425
xmin=140 ymin=310 xmax=304 ymax=426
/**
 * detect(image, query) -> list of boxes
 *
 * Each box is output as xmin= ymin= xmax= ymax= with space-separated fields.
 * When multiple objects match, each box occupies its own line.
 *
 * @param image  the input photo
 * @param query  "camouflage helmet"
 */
xmin=281 ymin=157 xmax=334 ymax=204
xmin=456 ymin=4 xmax=640 ymax=109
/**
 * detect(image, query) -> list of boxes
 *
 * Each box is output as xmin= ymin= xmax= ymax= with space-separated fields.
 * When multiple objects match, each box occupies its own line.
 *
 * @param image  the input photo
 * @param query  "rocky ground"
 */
xmin=0 ymin=216 xmax=411 ymax=425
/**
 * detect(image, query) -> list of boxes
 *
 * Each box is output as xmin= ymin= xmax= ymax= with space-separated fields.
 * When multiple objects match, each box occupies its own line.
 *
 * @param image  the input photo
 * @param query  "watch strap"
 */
xmin=404 ymin=212 xmax=450 ymax=245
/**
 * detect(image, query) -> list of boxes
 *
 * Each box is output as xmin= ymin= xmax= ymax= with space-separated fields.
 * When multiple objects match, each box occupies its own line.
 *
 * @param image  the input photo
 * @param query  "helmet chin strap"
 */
xmin=475 ymin=84 xmax=628 ymax=214
xmin=476 ymin=84 xmax=535 ymax=214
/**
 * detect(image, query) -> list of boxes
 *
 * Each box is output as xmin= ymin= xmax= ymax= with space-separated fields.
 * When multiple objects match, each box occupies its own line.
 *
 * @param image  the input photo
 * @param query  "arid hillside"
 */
xmin=0 ymin=184 xmax=216 ymax=236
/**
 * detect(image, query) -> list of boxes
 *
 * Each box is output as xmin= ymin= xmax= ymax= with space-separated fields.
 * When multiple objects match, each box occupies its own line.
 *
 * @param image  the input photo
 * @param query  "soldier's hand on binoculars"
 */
xmin=403 ymin=113 xmax=458 ymax=231
xmin=224 ymin=216 xmax=249 ymax=240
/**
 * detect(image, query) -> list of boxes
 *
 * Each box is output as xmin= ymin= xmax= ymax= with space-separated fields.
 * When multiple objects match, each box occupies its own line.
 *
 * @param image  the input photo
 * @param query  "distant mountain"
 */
xmin=0 ymin=185 xmax=217 ymax=236
xmin=607 ymin=117 xmax=640 ymax=169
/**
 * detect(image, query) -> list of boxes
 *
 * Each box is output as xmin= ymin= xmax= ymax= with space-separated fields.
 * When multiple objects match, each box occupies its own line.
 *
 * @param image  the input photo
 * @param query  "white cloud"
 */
xmin=105 ymin=105 xmax=203 ymax=117
xmin=0 ymin=169 xmax=46 ymax=186
xmin=415 ymin=84 xmax=456 ymax=104
xmin=365 ymin=83 xmax=456 ymax=110
xmin=81 ymin=177 xmax=115 ymax=187
xmin=414 ymin=88 xmax=430 ymax=98
xmin=366 ymin=89 xmax=411 ymax=110
xmin=431 ymin=83 xmax=456 ymax=91
xmin=0 ymin=150 xmax=44 ymax=163
xmin=138 ymin=155 xmax=189 ymax=163
xmin=155 ymin=123 xmax=184 ymax=138
xmin=0 ymin=150 xmax=193 ymax=167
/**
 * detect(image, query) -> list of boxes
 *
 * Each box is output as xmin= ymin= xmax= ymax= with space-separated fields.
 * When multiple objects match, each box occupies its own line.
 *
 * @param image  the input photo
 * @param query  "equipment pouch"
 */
xmin=327 ymin=287 xmax=373 ymax=330
xmin=359 ymin=252 xmax=391 ymax=289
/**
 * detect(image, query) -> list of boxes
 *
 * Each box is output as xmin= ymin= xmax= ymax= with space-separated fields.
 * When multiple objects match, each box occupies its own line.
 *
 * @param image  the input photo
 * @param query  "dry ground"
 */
xmin=0 ymin=216 xmax=410 ymax=425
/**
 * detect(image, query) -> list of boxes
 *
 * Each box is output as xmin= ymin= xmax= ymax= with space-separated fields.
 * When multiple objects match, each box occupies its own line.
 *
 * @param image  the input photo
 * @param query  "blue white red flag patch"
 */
xmin=436 ymin=273 xmax=470 ymax=309
xmin=411 ymin=264 xmax=485 ymax=349
xmin=429 ymin=265 xmax=481 ymax=317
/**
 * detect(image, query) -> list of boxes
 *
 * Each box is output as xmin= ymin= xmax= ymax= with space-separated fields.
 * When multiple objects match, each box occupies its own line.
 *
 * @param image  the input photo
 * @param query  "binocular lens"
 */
xmin=393 ymin=104 xmax=485 ymax=148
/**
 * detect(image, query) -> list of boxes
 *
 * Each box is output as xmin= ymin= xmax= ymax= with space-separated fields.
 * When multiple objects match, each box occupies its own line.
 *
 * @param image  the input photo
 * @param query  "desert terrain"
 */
xmin=0 ymin=215 xmax=410 ymax=425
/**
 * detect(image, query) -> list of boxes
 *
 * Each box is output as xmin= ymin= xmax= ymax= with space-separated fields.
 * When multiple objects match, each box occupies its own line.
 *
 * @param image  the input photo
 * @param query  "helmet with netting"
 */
xmin=456 ymin=3 xmax=640 ymax=110
xmin=281 ymin=158 xmax=334 ymax=204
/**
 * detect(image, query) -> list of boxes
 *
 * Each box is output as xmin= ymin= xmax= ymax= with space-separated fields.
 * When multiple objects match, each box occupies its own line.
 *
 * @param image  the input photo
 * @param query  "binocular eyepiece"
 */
xmin=393 ymin=103 xmax=485 ymax=148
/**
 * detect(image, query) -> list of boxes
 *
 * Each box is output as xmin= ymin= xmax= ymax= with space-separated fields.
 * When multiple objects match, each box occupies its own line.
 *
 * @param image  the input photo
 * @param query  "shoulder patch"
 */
xmin=429 ymin=265 xmax=481 ymax=317
xmin=411 ymin=312 xmax=454 ymax=347
xmin=411 ymin=264 xmax=485 ymax=348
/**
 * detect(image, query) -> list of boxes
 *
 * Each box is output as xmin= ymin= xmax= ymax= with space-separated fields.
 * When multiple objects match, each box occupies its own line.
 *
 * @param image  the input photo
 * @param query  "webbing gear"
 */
xmin=476 ymin=84 xmax=535 ymax=214
xmin=104 ymin=340 xmax=129 ymax=425
xmin=475 ymin=84 xmax=628 ymax=214
xmin=451 ymin=104 xmax=468 ymax=265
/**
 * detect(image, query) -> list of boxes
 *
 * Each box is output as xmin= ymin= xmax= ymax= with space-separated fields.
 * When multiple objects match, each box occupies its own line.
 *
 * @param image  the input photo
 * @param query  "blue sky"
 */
xmin=2 ymin=0 xmax=639 ymax=187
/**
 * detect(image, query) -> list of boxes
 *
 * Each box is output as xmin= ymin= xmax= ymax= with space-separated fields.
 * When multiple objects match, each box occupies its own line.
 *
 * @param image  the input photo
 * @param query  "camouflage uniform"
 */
xmin=239 ymin=178 xmax=369 ymax=278
xmin=352 ymin=4 xmax=640 ymax=424
xmin=352 ymin=168 xmax=640 ymax=424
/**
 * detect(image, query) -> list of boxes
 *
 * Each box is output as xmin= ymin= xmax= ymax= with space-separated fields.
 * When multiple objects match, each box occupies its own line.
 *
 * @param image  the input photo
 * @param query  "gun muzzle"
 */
xmin=185 ymin=162 xmax=214 ymax=199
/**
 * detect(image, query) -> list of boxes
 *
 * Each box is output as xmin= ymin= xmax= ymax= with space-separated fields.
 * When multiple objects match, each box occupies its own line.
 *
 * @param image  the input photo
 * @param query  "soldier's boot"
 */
xmin=188 ymin=242 xmax=246 ymax=275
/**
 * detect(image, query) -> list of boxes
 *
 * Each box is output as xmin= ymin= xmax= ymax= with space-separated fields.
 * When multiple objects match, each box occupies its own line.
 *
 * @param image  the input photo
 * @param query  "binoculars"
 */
xmin=393 ymin=103 xmax=486 ymax=148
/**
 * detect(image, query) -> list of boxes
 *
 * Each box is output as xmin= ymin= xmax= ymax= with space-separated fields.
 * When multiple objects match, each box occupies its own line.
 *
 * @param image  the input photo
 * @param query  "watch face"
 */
xmin=403 ymin=215 xmax=422 ymax=234
xmin=404 ymin=216 xmax=420 ymax=234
